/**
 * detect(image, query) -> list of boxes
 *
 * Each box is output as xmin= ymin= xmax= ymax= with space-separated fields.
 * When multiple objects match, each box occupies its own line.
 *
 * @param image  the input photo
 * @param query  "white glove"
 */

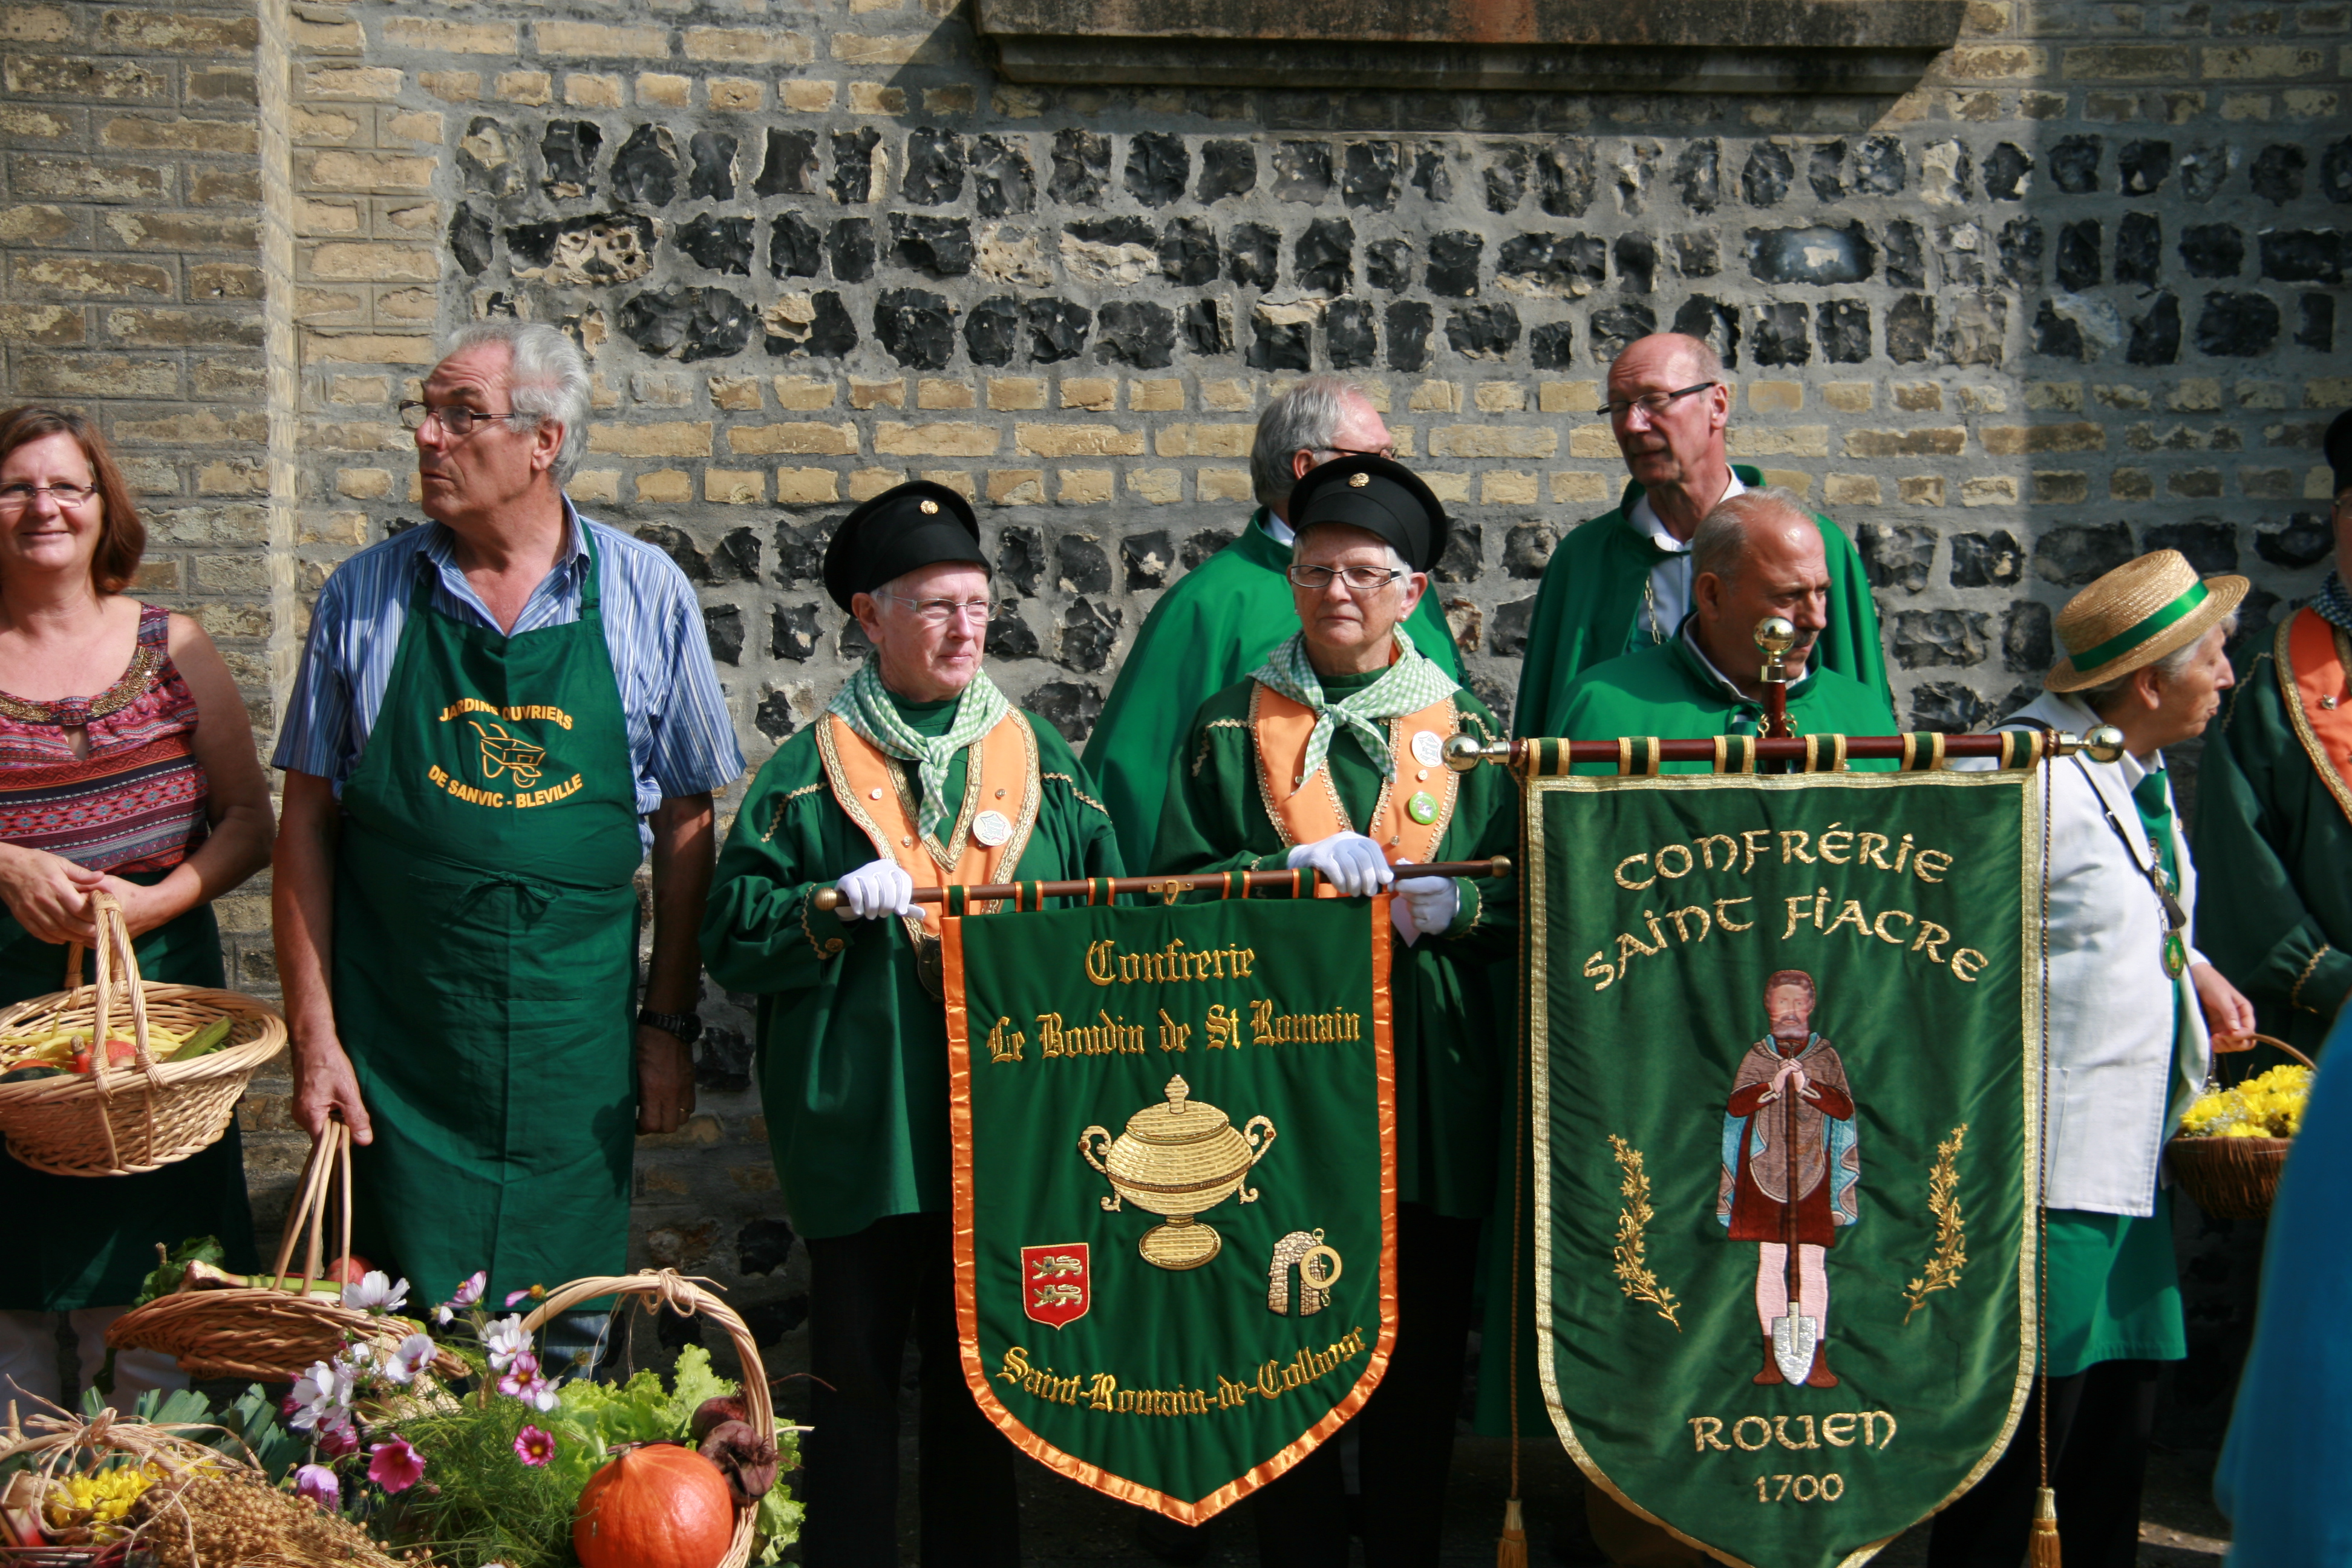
xmin=1287 ymin=832 xmax=1394 ymax=898
xmin=1388 ymin=863 xmax=1459 ymax=947
xmin=833 ymin=857 xmax=924 ymax=923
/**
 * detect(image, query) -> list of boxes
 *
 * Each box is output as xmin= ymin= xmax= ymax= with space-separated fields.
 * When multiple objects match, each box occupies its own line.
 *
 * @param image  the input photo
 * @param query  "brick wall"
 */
xmin=4 ymin=0 xmax=2349 ymax=1389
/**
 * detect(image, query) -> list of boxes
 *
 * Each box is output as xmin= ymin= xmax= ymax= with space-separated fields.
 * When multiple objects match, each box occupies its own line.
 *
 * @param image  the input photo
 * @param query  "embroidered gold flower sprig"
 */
xmin=1606 ymin=1134 xmax=1682 ymax=1331
xmin=1903 ymin=1123 xmax=1970 ymax=1324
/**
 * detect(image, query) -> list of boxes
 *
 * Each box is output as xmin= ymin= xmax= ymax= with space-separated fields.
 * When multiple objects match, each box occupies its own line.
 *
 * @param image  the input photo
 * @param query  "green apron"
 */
xmin=0 ymin=881 xmax=258 ymax=1310
xmin=335 ymin=535 xmax=642 ymax=1307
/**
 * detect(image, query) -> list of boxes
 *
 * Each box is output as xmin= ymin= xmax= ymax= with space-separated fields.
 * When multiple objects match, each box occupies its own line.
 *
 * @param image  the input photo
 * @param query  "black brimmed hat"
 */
xmin=821 ymin=480 xmax=985 ymax=611
xmin=2327 ymin=408 xmax=2352 ymax=497
xmin=1286 ymin=454 xmax=1450 ymax=573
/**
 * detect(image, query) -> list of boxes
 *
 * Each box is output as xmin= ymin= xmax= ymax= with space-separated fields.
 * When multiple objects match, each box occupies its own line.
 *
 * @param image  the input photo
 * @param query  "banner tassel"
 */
xmin=1496 ymin=1497 xmax=1527 ymax=1568
xmin=2028 ymin=1485 xmax=2060 ymax=1568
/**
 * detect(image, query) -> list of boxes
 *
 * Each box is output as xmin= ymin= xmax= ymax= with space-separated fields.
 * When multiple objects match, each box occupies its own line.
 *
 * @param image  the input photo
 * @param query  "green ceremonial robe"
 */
xmin=1512 ymin=466 xmax=1891 ymax=739
xmin=1083 ymin=512 xmax=1463 ymax=872
xmin=1549 ymin=632 xmax=1903 ymax=774
xmin=702 ymin=693 xmax=1123 ymax=1240
xmin=1150 ymin=674 xmax=1517 ymax=1218
xmin=2192 ymin=625 xmax=2352 ymax=1058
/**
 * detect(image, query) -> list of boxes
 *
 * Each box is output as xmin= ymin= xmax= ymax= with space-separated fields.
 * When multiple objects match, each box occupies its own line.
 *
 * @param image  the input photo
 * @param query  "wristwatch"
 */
xmin=637 ymin=1008 xmax=702 ymax=1045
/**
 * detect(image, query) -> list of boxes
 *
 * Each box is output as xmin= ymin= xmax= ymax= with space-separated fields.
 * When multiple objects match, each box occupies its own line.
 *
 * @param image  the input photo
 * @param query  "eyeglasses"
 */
xmin=1286 ymin=564 xmax=1405 ymax=593
xmin=398 ymin=402 xmax=534 ymax=437
xmin=880 ymin=593 xmax=995 ymax=629
xmin=0 ymin=482 xmax=97 ymax=514
xmin=1598 ymin=381 xmax=1718 ymax=421
xmin=1307 ymin=444 xmax=1399 ymax=462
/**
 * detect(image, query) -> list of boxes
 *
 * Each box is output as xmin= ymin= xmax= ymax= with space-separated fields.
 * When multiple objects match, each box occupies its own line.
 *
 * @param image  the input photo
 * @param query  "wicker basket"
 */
xmin=0 ymin=893 xmax=284 ymax=1177
xmin=521 ymin=1270 xmax=779 ymax=1568
xmin=106 ymin=1118 xmax=465 ymax=1385
xmin=2164 ymin=1033 xmax=2316 ymax=1221
xmin=0 ymin=1402 xmax=240 ymax=1567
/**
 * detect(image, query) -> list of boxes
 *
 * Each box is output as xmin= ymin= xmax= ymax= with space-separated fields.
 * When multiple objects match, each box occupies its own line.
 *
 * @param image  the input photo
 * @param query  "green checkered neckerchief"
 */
xmin=1250 ymin=625 xmax=1459 ymax=784
xmin=826 ymin=658 xmax=1011 ymax=841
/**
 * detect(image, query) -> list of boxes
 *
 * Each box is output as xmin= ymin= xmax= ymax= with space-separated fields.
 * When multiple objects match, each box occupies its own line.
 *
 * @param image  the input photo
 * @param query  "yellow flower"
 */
xmin=44 ymin=1463 xmax=161 ymax=1538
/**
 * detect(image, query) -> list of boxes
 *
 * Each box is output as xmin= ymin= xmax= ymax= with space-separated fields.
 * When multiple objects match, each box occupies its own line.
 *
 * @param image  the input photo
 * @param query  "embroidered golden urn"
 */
xmin=1079 ymin=1075 xmax=1277 ymax=1270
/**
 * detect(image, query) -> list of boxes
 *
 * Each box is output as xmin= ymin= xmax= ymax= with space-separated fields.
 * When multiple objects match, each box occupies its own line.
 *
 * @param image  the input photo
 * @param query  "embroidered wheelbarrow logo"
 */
xmin=1021 ymin=1243 xmax=1090 ymax=1329
xmin=469 ymin=719 xmax=548 ymax=788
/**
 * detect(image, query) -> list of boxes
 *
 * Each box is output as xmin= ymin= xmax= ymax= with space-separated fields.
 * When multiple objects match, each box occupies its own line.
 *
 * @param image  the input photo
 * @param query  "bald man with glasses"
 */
xmin=1511 ymin=332 xmax=1890 ymax=740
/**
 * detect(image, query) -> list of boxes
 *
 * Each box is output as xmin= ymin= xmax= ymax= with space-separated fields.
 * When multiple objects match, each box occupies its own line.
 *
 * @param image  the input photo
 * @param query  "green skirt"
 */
xmin=0 ymin=884 xmax=258 ymax=1312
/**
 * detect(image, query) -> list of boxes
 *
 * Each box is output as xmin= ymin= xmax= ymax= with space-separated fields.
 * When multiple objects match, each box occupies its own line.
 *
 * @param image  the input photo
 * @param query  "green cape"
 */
xmin=1082 ymin=512 xmax=1463 ymax=871
xmin=1151 ymin=675 xmax=1517 ymax=1217
xmin=1552 ymin=632 xmax=1903 ymax=774
xmin=702 ymin=710 xmax=1122 ymax=1240
xmin=2192 ymin=616 xmax=2352 ymax=1057
xmin=1512 ymin=466 xmax=1891 ymax=739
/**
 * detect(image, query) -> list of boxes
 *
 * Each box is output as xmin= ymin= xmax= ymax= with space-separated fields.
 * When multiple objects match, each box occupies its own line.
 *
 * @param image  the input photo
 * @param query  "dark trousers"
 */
xmin=1927 ymin=1359 xmax=2160 ymax=1568
xmin=803 ymin=1212 xmax=1021 ymax=1568
xmin=1251 ymin=1203 xmax=1484 ymax=1567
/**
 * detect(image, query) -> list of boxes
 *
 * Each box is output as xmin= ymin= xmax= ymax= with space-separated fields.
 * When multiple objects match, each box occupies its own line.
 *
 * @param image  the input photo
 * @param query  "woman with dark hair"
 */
xmin=0 ymin=407 xmax=273 ymax=1409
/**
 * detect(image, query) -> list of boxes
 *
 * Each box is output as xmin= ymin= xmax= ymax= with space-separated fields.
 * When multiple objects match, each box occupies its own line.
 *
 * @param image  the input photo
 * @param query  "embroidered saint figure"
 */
xmin=1717 ymin=969 xmax=1860 ymax=1388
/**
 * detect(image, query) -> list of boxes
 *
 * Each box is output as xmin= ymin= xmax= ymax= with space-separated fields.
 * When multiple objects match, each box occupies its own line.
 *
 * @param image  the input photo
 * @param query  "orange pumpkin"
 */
xmin=573 ymin=1444 xmax=737 ymax=1568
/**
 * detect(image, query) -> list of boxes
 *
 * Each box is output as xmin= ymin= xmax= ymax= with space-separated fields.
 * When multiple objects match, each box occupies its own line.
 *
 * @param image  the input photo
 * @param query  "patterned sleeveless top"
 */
xmin=0 ymin=604 xmax=209 ymax=874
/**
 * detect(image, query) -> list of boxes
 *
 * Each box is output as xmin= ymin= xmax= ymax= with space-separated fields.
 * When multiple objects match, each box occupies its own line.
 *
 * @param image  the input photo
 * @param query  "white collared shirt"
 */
xmin=1628 ymin=469 xmax=1746 ymax=642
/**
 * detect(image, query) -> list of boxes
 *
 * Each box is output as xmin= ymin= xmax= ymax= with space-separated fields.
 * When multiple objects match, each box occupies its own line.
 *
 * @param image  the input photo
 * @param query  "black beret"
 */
xmin=821 ymin=480 xmax=987 ymax=611
xmin=2328 ymin=408 xmax=2352 ymax=497
xmin=1286 ymin=454 xmax=1451 ymax=573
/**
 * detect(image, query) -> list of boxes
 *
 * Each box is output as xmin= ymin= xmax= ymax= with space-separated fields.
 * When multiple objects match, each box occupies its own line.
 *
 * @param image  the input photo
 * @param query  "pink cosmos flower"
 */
xmin=436 ymin=1269 xmax=489 ymax=1325
xmin=503 ymin=1284 xmax=544 ymax=1308
xmin=513 ymin=1425 xmax=555 ymax=1467
xmin=367 ymin=1436 xmax=425 ymax=1494
xmin=316 ymin=1414 xmax=361 ymax=1459
xmin=294 ymin=1463 xmax=341 ymax=1508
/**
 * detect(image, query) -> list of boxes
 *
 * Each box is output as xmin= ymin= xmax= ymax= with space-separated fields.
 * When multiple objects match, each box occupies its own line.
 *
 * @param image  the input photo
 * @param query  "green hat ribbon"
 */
xmin=2068 ymin=578 xmax=2209 ymax=671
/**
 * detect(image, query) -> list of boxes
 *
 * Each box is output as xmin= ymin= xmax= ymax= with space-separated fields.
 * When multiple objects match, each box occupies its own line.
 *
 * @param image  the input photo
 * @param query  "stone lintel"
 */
xmin=977 ymin=0 xmax=1967 ymax=93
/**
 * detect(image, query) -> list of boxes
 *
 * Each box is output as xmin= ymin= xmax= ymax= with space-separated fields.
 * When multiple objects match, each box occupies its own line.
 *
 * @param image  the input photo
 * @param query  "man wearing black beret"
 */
xmin=702 ymin=480 xmax=1122 ymax=1566
xmin=1153 ymin=454 xmax=1517 ymax=1567
xmin=2194 ymin=408 xmax=2352 ymax=1056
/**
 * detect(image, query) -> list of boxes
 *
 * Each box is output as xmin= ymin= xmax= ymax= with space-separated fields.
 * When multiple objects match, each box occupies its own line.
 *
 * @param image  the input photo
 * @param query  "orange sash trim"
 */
xmin=2282 ymin=607 xmax=2352 ymax=823
xmin=1249 ymin=682 xmax=1459 ymax=895
xmin=817 ymin=710 xmax=1041 ymax=921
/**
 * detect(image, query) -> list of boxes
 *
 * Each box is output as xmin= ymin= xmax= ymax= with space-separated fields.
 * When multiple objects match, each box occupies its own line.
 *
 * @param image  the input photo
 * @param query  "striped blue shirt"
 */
xmin=272 ymin=505 xmax=743 ymax=826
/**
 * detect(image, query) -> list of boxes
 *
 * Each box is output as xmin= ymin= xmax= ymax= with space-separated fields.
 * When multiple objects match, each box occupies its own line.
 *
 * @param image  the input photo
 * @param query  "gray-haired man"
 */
xmin=272 ymin=321 xmax=742 ymax=1336
xmin=1082 ymin=374 xmax=1463 ymax=870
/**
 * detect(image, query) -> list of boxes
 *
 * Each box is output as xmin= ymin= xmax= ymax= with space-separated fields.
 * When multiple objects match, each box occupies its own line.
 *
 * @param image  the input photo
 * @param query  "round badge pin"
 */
xmin=1411 ymin=730 xmax=1445 ymax=768
xmin=973 ymin=809 xmax=1013 ymax=847
xmin=1406 ymin=791 xmax=1439 ymax=825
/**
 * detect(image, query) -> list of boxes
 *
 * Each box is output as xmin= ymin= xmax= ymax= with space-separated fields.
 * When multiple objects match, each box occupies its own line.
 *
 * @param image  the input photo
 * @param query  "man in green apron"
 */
xmin=1083 ymin=374 xmax=1462 ymax=873
xmin=272 ymin=322 xmax=742 ymax=1356
xmin=704 ymin=480 xmax=1122 ymax=1566
xmin=1512 ymin=332 xmax=1889 ymax=740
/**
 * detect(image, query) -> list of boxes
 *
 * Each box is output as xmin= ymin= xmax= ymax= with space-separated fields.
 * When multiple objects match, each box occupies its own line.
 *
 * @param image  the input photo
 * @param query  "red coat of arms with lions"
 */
xmin=1021 ymin=1243 xmax=1090 ymax=1329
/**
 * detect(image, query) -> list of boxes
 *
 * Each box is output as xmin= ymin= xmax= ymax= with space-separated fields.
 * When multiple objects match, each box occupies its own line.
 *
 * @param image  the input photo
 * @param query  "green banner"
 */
xmin=1529 ymin=771 xmax=2042 ymax=1568
xmin=946 ymin=893 xmax=1395 ymax=1524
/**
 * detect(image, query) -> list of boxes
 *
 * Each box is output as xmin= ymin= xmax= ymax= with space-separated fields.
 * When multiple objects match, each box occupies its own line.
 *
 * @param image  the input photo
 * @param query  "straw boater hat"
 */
xmin=2044 ymin=549 xmax=2249 ymax=692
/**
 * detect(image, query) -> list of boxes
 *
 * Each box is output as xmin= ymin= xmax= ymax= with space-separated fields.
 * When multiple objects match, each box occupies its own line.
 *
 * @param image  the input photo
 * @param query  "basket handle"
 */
xmin=2212 ymin=1031 xmax=2318 ymax=1071
xmin=70 ymin=893 xmax=164 ymax=1169
xmin=518 ymin=1270 xmax=776 ymax=1442
xmin=267 ymin=1117 xmax=354 ymax=1296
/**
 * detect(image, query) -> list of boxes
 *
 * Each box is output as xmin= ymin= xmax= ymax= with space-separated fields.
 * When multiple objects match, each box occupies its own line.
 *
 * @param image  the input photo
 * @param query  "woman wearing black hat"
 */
xmin=702 ymin=480 xmax=1123 ymax=1566
xmin=1154 ymin=454 xmax=1518 ymax=1568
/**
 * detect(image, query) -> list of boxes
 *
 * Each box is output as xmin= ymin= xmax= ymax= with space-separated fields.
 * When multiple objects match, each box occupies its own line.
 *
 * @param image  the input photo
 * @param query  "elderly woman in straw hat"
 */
xmin=1930 ymin=549 xmax=2256 ymax=1568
